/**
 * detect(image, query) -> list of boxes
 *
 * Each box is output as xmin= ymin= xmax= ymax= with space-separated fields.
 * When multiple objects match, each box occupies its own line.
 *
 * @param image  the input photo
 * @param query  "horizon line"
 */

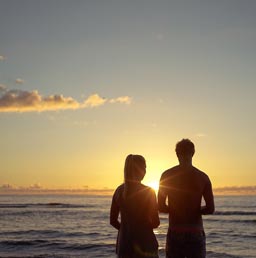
xmin=0 ymin=185 xmax=256 ymax=196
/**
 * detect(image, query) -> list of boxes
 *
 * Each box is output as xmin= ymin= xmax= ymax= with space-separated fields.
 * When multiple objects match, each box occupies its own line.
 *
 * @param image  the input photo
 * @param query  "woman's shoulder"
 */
xmin=140 ymin=184 xmax=155 ymax=195
xmin=114 ymin=183 xmax=125 ymax=194
xmin=112 ymin=183 xmax=125 ymax=199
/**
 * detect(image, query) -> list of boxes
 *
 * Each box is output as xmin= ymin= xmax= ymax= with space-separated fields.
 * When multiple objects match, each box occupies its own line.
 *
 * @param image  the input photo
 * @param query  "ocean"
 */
xmin=0 ymin=195 xmax=255 ymax=258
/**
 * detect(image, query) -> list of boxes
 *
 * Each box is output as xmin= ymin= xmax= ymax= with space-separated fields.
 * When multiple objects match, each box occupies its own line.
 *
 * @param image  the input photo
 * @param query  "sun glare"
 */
xmin=147 ymin=181 xmax=159 ymax=192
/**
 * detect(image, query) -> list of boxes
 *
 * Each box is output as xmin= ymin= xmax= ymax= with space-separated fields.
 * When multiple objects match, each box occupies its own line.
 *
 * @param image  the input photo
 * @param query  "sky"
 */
xmin=1 ymin=0 xmax=256 ymax=191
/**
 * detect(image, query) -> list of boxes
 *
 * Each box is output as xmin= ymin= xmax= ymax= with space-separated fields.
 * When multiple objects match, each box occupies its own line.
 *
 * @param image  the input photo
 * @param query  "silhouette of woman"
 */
xmin=110 ymin=154 xmax=160 ymax=258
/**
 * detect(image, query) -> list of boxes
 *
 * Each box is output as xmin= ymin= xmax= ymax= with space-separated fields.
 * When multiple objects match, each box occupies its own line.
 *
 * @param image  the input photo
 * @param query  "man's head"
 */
xmin=175 ymin=139 xmax=195 ymax=165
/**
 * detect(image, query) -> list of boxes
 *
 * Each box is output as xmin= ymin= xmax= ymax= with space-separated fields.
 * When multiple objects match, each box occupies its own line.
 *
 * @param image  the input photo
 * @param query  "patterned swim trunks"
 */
xmin=166 ymin=229 xmax=206 ymax=258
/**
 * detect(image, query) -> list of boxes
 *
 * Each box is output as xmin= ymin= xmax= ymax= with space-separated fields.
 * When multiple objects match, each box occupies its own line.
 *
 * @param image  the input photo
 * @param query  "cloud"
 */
xmin=2 ymin=184 xmax=255 ymax=196
xmin=0 ymin=90 xmax=80 ymax=112
xmin=109 ymin=96 xmax=132 ymax=104
xmin=83 ymin=94 xmax=107 ymax=107
xmin=29 ymin=183 xmax=42 ymax=189
xmin=0 ymin=84 xmax=7 ymax=91
xmin=214 ymin=185 xmax=256 ymax=195
xmin=0 ymin=90 xmax=132 ymax=113
xmin=0 ymin=183 xmax=15 ymax=190
xmin=0 ymin=183 xmax=115 ymax=195
xmin=196 ymin=133 xmax=207 ymax=138
xmin=0 ymin=55 xmax=6 ymax=61
xmin=15 ymin=78 xmax=25 ymax=84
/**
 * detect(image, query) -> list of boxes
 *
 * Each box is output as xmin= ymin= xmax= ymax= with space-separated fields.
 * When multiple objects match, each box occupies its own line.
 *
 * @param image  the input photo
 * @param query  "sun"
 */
xmin=147 ymin=181 xmax=159 ymax=192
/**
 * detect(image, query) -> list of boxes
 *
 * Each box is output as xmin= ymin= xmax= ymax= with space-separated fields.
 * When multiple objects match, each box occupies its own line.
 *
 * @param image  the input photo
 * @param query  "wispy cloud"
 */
xmin=0 ymin=89 xmax=131 ymax=113
xmin=0 ymin=183 xmax=14 ymax=190
xmin=196 ymin=133 xmax=207 ymax=138
xmin=214 ymin=185 xmax=256 ymax=195
xmin=109 ymin=96 xmax=132 ymax=104
xmin=15 ymin=78 xmax=25 ymax=84
xmin=0 ymin=183 xmax=114 ymax=195
xmin=1 ymin=184 xmax=256 ymax=196
xmin=0 ymin=183 xmax=43 ymax=190
xmin=0 ymin=84 xmax=7 ymax=91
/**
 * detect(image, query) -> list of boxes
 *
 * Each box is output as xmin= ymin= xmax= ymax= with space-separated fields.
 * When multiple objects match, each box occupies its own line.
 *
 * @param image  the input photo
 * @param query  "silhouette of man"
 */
xmin=158 ymin=139 xmax=214 ymax=258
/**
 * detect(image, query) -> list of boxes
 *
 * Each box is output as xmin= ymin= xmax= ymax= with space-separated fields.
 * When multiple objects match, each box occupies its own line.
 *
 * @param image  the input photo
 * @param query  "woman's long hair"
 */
xmin=123 ymin=154 xmax=146 ymax=199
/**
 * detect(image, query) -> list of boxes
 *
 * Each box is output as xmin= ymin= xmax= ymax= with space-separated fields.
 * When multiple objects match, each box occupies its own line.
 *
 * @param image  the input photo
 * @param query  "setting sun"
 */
xmin=147 ymin=181 xmax=159 ymax=192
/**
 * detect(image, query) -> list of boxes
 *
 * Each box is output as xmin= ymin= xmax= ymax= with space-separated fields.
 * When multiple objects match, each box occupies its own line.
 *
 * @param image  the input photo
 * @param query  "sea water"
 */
xmin=0 ymin=195 xmax=255 ymax=258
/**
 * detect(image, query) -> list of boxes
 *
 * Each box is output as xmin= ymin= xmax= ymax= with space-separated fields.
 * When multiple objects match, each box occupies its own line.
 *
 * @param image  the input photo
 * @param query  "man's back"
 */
xmin=159 ymin=139 xmax=215 ymax=258
xmin=159 ymin=165 xmax=214 ymax=229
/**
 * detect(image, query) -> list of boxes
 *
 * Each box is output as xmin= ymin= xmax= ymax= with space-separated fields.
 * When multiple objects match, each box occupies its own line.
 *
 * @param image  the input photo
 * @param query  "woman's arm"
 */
xmin=149 ymin=189 xmax=160 ymax=228
xmin=110 ymin=191 xmax=121 ymax=230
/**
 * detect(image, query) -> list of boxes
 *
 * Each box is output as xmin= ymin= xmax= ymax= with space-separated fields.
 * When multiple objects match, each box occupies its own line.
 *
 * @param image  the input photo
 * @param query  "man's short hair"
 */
xmin=175 ymin=139 xmax=195 ymax=156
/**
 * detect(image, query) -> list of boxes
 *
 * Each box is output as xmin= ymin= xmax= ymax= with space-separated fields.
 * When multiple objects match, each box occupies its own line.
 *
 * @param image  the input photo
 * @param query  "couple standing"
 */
xmin=110 ymin=139 xmax=215 ymax=258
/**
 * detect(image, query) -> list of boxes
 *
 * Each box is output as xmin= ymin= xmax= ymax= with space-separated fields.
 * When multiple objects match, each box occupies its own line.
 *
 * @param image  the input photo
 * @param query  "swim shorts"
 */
xmin=166 ymin=229 xmax=206 ymax=258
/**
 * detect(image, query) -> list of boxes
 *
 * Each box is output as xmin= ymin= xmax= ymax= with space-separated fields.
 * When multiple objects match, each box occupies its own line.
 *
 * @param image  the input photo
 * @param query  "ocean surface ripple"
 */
xmin=0 ymin=195 xmax=255 ymax=258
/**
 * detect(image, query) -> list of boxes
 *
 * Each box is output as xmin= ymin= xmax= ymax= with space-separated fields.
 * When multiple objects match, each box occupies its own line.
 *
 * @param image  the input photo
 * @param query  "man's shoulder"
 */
xmin=193 ymin=167 xmax=210 ymax=181
xmin=161 ymin=166 xmax=179 ymax=178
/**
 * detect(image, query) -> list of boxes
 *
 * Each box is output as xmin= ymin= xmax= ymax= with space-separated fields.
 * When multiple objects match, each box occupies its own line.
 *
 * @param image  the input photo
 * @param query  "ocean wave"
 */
xmin=0 ymin=239 xmax=51 ymax=247
xmin=0 ymin=244 xmax=247 ymax=258
xmin=0 ymin=229 xmax=97 ymax=239
xmin=207 ymin=251 xmax=243 ymax=258
xmin=206 ymin=218 xmax=256 ymax=224
xmin=0 ymin=229 xmax=61 ymax=236
xmin=0 ymin=210 xmax=72 ymax=217
xmin=214 ymin=211 xmax=256 ymax=216
xmin=208 ymin=231 xmax=256 ymax=239
xmin=218 ymin=205 xmax=256 ymax=209
xmin=0 ymin=255 xmax=69 ymax=258
xmin=0 ymin=240 xmax=115 ymax=251
xmin=0 ymin=238 xmax=251 ymax=258
xmin=0 ymin=203 xmax=95 ymax=209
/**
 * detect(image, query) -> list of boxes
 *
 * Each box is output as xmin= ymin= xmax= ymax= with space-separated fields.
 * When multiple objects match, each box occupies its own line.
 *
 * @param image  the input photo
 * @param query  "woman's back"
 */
xmin=111 ymin=183 xmax=159 ymax=258
xmin=110 ymin=154 xmax=159 ymax=258
xmin=117 ymin=183 xmax=158 ymax=227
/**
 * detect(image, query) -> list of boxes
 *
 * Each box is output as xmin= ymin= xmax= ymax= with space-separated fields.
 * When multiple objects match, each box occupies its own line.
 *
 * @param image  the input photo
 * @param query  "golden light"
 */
xmin=147 ymin=181 xmax=159 ymax=192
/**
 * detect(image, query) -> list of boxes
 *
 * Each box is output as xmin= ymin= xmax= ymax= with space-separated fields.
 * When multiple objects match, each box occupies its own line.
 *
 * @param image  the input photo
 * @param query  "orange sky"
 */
xmin=1 ymin=1 xmax=256 ymax=191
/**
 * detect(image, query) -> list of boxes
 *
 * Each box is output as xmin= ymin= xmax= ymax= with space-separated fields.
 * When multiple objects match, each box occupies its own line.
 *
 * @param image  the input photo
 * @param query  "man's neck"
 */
xmin=179 ymin=162 xmax=193 ymax=169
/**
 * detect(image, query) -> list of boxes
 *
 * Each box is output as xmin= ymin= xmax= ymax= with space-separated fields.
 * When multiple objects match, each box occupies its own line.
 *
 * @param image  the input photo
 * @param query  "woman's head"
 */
xmin=124 ymin=154 xmax=146 ymax=183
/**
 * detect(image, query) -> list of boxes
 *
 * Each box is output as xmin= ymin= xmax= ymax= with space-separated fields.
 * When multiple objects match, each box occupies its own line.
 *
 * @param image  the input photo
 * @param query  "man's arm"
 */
xmin=158 ymin=173 xmax=169 ymax=213
xmin=201 ymin=178 xmax=215 ymax=215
